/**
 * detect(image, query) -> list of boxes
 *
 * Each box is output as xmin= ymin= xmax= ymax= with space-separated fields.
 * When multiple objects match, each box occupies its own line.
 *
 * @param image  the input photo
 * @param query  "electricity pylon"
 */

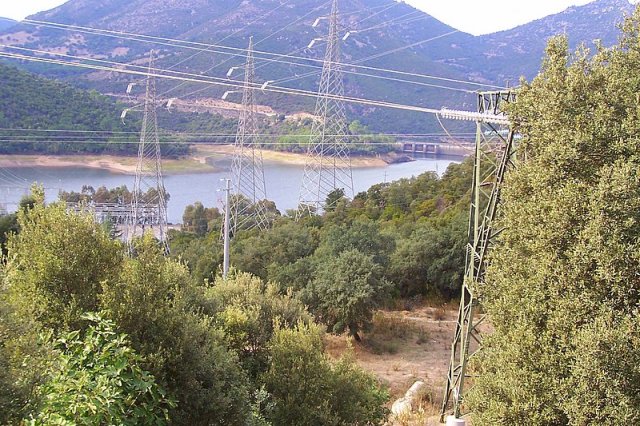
xmin=297 ymin=0 xmax=353 ymax=218
xmin=128 ymin=51 xmax=169 ymax=254
xmin=230 ymin=37 xmax=269 ymax=234
xmin=439 ymin=91 xmax=517 ymax=422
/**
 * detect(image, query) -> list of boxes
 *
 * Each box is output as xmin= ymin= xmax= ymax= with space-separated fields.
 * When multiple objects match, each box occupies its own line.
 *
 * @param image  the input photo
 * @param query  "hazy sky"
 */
xmin=0 ymin=0 xmax=631 ymax=35
xmin=404 ymin=0 xmax=597 ymax=35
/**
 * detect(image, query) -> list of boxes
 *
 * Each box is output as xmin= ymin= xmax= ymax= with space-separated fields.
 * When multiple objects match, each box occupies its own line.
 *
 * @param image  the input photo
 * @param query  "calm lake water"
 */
xmin=0 ymin=156 xmax=460 ymax=223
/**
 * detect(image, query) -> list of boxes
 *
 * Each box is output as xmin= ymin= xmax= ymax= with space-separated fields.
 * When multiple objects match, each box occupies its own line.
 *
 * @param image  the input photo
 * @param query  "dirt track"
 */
xmin=325 ymin=303 xmax=460 ymax=425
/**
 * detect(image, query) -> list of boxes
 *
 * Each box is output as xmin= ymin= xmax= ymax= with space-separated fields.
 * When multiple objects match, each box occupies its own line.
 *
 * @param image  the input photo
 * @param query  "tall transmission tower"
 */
xmin=128 ymin=51 xmax=169 ymax=254
xmin=297 ymin=0 xmax=353 ymax=217
xmin=440 ymin=91 xmax=517 ymax=423
xmin=230 ymin=37 xmax=270 ymax=234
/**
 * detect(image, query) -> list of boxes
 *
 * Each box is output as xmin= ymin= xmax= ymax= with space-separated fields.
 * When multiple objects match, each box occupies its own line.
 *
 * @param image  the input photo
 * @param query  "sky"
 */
xmin=0 ymin=0 xmax=633 ymax=35
xmin=404 ymin=0 xmax=597 ymax=35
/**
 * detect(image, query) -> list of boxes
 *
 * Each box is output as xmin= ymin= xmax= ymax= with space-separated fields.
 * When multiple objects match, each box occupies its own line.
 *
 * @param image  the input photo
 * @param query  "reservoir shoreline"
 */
xmin=0 ymin=145 xmax=422 ymax=175
xmin=0 ymin=153 xmax=462 ymax=223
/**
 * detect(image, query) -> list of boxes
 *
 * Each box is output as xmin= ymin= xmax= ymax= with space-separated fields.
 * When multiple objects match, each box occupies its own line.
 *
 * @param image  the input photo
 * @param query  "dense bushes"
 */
xmin=174 ymin=159 xmax=473 ymax=308
xmin=262 ymin=322 xmax=389 ymax=425
xmin=0 ymin=197 xmax=390 ymax=424
xmin=0 ymin=63 xmax=189 ymax=157
xmin=466 ymin=11 xmax=640 ymax=424
xmin=28 ymin=314 xmax=173 ymax=425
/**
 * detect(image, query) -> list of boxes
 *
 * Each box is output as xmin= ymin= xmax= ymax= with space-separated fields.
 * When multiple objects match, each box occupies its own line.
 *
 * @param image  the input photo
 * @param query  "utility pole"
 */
xmin=128 ymin=50 xmax=169 ymax=254
xmin=297 ymin=0 xmax=353 ymax=218
xmin=222 ymin=178 xmax=231 ymax=279
xmin=439 ymin=91 xmax=517 ymax=424
xmin=230 ymin=37 xmax=270 ymax=234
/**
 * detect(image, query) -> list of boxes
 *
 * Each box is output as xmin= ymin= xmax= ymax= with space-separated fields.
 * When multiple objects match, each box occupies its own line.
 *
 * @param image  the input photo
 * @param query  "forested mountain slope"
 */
xmin=0 ymin=62 xmax=142 ymax=155
xmin=0 ymin=0 xmax=634 ymax=132
xmin=0 ymin=63 xmax=201 ymax=156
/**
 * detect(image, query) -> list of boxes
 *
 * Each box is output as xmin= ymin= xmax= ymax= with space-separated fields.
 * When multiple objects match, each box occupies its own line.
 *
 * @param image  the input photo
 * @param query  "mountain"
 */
xmin=0 ymin=61 xmax=144 ymax=155
xmin=0 ymin=0 xmax=481 ymax=133
xmin=0 ymin=18 xmax=16 ymax=31
xmin=477 ymin=0 xmax=635 ymax=83
xmin=0 ymin=0 xmax=635 ymax=132
xmin=0 ymin=62 xmax=199 ymax=156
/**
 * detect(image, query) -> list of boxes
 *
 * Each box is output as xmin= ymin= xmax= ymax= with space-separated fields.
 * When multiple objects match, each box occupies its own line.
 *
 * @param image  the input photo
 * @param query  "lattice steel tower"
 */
xmin=230 ymin=37 xmax=269 ymax=234
xmin=440 ymin=91 xmax=517 ymax=422
xmin=297 ymin=0 xmax=353 ymax=217
xmin=128 ymin=51 xmax=169 ymax=253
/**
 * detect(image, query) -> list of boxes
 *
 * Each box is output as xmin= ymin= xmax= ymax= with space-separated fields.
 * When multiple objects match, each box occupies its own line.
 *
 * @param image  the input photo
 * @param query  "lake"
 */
xmin=0 ymin=156 xmax=460 ymax=223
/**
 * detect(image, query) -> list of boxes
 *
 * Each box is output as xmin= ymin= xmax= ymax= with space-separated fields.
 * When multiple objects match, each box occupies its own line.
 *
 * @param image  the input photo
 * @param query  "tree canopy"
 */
xmin=467 ymin=10 xmax=640 ymax=425
xmin=0 ymin=197 xmax=391 ymax=425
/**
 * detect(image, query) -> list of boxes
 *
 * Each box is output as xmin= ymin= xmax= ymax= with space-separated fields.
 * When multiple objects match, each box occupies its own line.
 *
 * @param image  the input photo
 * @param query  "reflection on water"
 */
xmin=0 ymin=156 xmax=460 ymax=223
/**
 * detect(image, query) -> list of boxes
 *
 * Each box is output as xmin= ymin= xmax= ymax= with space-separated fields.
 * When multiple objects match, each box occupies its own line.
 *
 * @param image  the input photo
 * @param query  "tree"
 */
xmin=315 ymin=219 xmax=395 ymax=268
xmin=101 ymin=235 xmax=251 ymax=425
xmin=389 ymin=212 xmax=467 ymax=297
xmin=308 ymin=249 xmax=392 ymax=340
xmin=169 ymin=230 xmax=224 ymax=283
xmin=203 ymin=272 xmax=311 ymax=379
xmin=231 ymin=221 xmax=319 ymax=282
xmin=467 ymin=11 xmax=640 ymax=424
xmin=324 ymin=188 xmax=346 ymax=212
xmin=182 ymin=202 xmax=220 ymax=236
xmin=0 ymin=280 xmax=43 ymax=425
xmin=4 ymin=199 xmax=122 ymax=330
xmin=28 ymin=313 xmax=173 ymax=425
xmin=261 ymin=321 xmax=388 ymax=426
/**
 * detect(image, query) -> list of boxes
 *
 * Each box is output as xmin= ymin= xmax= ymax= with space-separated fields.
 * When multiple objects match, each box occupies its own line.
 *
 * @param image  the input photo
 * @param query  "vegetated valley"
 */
xmin=1 ymin=0 xmax=640 ymax=425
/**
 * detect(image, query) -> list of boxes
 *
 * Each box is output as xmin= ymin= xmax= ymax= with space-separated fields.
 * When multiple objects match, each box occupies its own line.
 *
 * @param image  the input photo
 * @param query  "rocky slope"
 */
xmin=0 ymin=0 xmax=635 ymax=131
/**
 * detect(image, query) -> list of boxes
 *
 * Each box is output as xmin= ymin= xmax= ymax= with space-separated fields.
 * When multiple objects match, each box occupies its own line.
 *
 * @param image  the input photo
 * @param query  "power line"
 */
xmin=155 ymin=1 xmax=403 ymax=102
xmin=0 ymin=128 xmax=477 ymax=137
xmin=0 ymin=50 xmax=462 ymax=116
xmin=17 ymin=18 xmax=506 ymax=90
xmin=170 ymin=1 xmax=404 ymax=102
xmin=0 ymin=134 xmax=476 ymax=140
xmin=160 ymin=0 xmax=394 ymax=93
xmin=0 ymin=140 xmax=476 ymax=145
xmin=272 ymin=30 xmax=462 ymax=88
xmin=165 ymin=1 xmax=290 ymax=71
xmin=155 ymin=0 xmax=297 ymax=99
xmin=1 ymin=47 xmax=508 ymax=125
xmin=2 ymin=43 xmax=476 ymax=115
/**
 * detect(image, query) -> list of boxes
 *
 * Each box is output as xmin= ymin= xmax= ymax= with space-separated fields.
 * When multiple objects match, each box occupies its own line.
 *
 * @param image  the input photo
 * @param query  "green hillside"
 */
xmin=0 ymin=63 xmax=193 ymax=156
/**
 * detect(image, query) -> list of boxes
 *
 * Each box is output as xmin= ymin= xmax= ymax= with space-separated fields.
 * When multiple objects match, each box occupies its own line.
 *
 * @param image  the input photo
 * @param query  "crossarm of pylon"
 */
xmin=439 ymin=108 xmax=510 ymax=126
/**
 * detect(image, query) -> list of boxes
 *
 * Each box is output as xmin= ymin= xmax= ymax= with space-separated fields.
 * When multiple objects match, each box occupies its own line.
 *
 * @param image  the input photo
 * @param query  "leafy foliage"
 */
xmin=172 ymin=161 xmax=473 ymax=333
xmin=28 ymin=313 xmax=173 ymax=425
xmin=467 ymin=10 xmax=640 ymax=424
xmin=261 ymin=321 xmax=389 ymax=426
xmin=264 ymin=118 xmax=397 ymax=155
xmin=5 ymin=198 xmax=122 ymax=330
xmin=308 ymin=249 xmax=392 ymax=338
xmin=102 ymin=235 xmax=252 ymax=425
xmin=0 ymin=63 xmax=187 ymax=157
xmin=204 ymin=272 xmax=311 ymax=378
xmin=182 ymin=201 xmax=221 ymax=236
xmin=0 ymin=187 xmax=391 ymax=424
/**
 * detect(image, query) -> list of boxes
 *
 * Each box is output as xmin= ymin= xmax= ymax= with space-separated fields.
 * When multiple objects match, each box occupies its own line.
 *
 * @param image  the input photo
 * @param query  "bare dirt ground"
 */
xmin=0 ymin=154 xmax=215 ymax=175
xmin=0 ymin=144 xmax=392 ymax=176
xmin=325 ymin=302 xmax=460 ymax=425
xmin=194 ymin=144 xmax=388 ymax=167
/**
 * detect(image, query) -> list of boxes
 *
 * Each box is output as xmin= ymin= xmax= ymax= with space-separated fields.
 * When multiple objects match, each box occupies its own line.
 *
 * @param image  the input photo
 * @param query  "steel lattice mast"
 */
xmin=440 ymin=91 xmax=517 ymax=422
xmin=128 ymin=51 xmax=169 ymax=254
xmin=297 ymin=0 xmax=353 ymax=217
xmin=230 ymin=37 xmax=270 ymax=234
